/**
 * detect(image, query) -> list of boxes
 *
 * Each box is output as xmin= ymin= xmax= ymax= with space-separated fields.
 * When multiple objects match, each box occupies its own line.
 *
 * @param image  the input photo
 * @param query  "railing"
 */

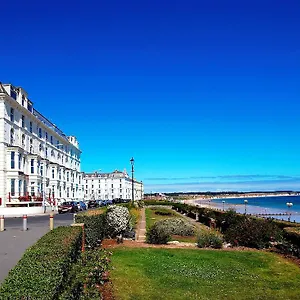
xmin=33 ymin=109 xmax=69 ymax=141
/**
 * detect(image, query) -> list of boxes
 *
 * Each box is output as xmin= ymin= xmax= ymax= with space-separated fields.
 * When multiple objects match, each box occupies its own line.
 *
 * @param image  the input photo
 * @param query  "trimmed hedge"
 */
xmin=144 ymin=200 xmax=174 ymax=206
xmin=0 ymin=226 xmax=82 ymax=300
xmin=75 ymin=211 xmax=106 ymax=248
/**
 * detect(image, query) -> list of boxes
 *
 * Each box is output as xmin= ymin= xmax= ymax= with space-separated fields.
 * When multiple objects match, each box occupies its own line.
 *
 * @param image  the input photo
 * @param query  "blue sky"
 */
xmin=1 ymin=1 xmax=300 ymax=192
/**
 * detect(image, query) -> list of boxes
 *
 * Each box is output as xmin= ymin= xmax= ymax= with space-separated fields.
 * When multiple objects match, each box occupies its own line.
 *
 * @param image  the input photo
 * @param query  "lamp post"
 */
xmin=244 ymin=199 xmax=248 ymax=214
xmin=222 ymin=200 xmax=225 ymax=211
xmin=286 ymin=202 xmax=293 ymax=222
xmin=130 ymin=157 xmax=134 ymax=204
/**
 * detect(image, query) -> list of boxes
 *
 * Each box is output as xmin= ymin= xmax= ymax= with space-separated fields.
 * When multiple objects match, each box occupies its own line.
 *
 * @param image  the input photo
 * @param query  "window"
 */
xmin=21 ymin=115 xmax=25 ymax=128
xmin=11 ymin=152 xmax=15 ymax=169
xmin=31 ymin=159 xmax=34 ymax=174
xmin=111 ymin=184 xmax=113 ymax=188
xmin=10 ymin=128 xmax=14 ymax=145
xmin=92 ymin=185 xmax=94 ymax=188
xmin=50 ymin=136 xmax=53 ymax=144
xmin=67 ymin=172 xmax=69 ymax=182
xmin=51 ymin=150 xmax=54 ymax=157
xmin=120 ymin=184 xmax=122 ymax=188
xmin=41 ymin=165 xmax=43 ymax=176
xmin=18 ymin=154 xmax=22 ymax=169
xmin=10 ymin=108 xmax=14 ymax=122
xmin=52 ymin=169 xmax=55 ymax=179
xmin=22 ymin=134 xmax=25 ymax=147
xmin=19 ymin=180 xmax=22 ymax=195
xmin=11 ymin=179 xmax=15 ymax=196
xmin=30 ymin=138 xmax=33 ymax=153
xmin=39 ymin=144 xmax=42 ymax=152
xmin=38 ymin=128 xmax=42 ymax=138
xmin=22 ymin=95 xmax=25 ymax=106
xmin=45 ymin=132 xmax=48 ymax=141
xmin=30 ymin=121 xmax=33 ymax=133
xmin=45 ymin=147 xmax=48 ymax=157
xmin=31 ymin=186 xmax=35 ymax=196
xmin=120 ymin=189 xmax=122 ymax=193
xmin=67 ymin=187 xmax=69 ymax=197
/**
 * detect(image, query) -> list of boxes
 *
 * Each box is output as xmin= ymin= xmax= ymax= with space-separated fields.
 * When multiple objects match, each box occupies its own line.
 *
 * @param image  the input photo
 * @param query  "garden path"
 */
xmin=136 ymin=207 xmax=146 ymax=242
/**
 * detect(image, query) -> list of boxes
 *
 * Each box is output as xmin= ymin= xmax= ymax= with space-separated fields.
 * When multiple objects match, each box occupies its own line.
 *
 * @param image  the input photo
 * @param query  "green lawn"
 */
xmin=145 ymin=207 xmax=178 ymax=229
xmin=110 ymin=248 xmax=300 ymax=300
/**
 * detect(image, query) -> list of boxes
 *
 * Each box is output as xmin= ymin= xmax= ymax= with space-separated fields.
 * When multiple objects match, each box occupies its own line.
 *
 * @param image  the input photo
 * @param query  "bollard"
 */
xmin=49 ymin=213 xmax=54 ymax=230
xmin=73 ymin=213 xmax=77 ymax=224
xmin=22 ymin=214 xmax=28 ymax=231
xmin=0 ymin=215 xmax=4 ymax=232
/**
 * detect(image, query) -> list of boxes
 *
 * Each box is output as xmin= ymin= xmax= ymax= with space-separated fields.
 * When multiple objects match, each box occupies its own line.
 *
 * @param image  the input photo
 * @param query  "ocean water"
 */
xmin=211 ymin=195 xmax=300 ymax=223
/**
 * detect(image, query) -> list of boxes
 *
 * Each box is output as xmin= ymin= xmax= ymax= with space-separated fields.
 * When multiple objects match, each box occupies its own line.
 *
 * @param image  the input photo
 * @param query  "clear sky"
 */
xmin=1 ymin=1 xmax=300 ymax=192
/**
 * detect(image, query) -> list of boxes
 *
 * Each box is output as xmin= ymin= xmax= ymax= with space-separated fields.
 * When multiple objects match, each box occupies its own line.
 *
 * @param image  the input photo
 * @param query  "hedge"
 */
xmin=0 ymin=226 xmax=82 ymax=300
xmin=75 ymin=210 xmax=106 ymax=248
xmin=144 ymin=200 xmax=174 ymax=206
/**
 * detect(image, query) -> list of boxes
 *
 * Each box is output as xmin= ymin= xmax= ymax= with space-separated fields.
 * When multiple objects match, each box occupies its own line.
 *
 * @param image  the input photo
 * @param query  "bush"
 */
xmin=59 ymin=249 xmax=111 ymax=299
xmin=146 ymin=218 xmax=195 ymax=244
xmin=224 ymin=217 xmax=283 ymax=249
xmin=157 ymin=218 xmax=195 ymax=236
xmin=197 ymin=231 xmax=223 ymax=249
xmin=0 ymin=227 xmax=82 ymax=299
xmin=146 ymin=223 xmax=171 ymax=244
xmin=144 ymin=200 xmax=174 ymax=206
xmin=105 ymin=205 xmax=130 ymax=237
xmin=76 ymin=211 xmax=106 ymax=248
xmin=154 ymin=208 xmax=174 ymax=216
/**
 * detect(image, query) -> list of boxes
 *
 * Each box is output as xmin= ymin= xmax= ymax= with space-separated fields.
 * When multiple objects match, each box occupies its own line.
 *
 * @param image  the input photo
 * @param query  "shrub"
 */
xmin=146 ymin=223 xmax=171 ymax=244
xmin=105 ymin=205 xmax=130 ymax=237
xmin=59 ymin=249 xmax=111 ymax=299
xmin=154 ymin=208 xmax=174 ymax=216
xmin=146 ymin=218 xmax=195 ymax=244
xmin=76 ymin=211 xmax=106 ymax=248
xmin=0 ymin=227 xmax=82 ymax=299
xmin=197 ymin=231 xmax=223 ymax=249
xmin=144 ymin=200 xmax=174 ymax=206
xmin=224 ymin=217 xmax=283 ymax=249
xmin=156 ymin=218 xmax=195 ymax=236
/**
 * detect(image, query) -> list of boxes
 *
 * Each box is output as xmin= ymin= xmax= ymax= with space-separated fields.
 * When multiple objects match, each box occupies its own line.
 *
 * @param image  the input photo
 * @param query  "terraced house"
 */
xmin=0 ymin=82 xmax=84 ymax=208
xmin=83 ymin=170 xmax=144 ymax=201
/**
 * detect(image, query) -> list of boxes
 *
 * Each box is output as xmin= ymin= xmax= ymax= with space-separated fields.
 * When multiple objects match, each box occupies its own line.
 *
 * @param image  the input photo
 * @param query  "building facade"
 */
xmin=83 ymin=170 xmax=144 ymax=201
xmin=0 ymin=83 xmax=84 ymax=207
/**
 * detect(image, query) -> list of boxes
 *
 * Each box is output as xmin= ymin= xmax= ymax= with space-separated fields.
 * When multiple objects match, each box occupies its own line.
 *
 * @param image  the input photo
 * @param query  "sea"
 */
xmin=210 ymin=195 xmax=300 ymax=223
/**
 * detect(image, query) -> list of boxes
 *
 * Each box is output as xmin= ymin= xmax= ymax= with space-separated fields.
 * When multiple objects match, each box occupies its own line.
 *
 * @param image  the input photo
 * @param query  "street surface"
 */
xmin=0 ymin=212 xmax=75 ymax=283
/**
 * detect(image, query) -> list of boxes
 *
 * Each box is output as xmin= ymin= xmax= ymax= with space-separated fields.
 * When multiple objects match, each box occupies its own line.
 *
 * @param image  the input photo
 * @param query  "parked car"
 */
xmin=75 ymin=200 xmax=87 ymax=211
xmin=58 ymin=201 xmax=78 ymax=214
xmin=87 ymin=200 xmax=99 ymax=208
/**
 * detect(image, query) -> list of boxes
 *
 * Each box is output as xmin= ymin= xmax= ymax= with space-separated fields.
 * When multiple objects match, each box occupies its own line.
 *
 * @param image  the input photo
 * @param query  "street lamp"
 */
xmin=286 ymin=202 xmax=293 ymax=222
xmin=222 ymin=200 xmax=225 ymax=211
xmin=244 ymin=199 xmax=248 ymax=214
xmin=130 ymin=157 xmax=134 ymax=204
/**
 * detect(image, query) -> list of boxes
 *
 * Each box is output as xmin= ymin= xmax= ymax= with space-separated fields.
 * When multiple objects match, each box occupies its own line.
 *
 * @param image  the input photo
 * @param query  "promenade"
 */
xmin=0 ymin=213 xmax=73 ymax=283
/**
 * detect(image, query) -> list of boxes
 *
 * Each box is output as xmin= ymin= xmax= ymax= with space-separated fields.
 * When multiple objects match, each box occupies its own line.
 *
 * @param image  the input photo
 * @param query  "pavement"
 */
xmin=0 ymin=213 xmax=74 ymax=284
xmin=136 ymin=207 xmax=146 ymax=242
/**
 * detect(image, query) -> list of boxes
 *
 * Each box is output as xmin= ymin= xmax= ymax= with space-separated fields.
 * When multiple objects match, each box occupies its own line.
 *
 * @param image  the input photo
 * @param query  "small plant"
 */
xmin=146 ymin=222 xmax=171 ymax=244
xmin=197 ymin=230 xmax=223 ymax=249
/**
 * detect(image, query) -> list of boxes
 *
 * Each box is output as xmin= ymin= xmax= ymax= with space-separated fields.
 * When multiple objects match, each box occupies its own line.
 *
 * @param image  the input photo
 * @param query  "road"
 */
xmin=0 ymin=212 xmax=76 ymax=284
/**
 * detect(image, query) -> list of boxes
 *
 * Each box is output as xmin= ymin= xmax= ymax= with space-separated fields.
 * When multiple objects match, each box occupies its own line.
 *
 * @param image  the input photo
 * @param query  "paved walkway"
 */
xmin=0 ymin=227 xmax=49 ymax=283
xmin=136 ymin=207 xmax=146 ymax=242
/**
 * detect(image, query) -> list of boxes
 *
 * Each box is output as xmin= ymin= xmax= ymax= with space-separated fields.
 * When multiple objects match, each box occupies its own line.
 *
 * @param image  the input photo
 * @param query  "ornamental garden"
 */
xmin=1 ymin=201 xmax=300 ymax=299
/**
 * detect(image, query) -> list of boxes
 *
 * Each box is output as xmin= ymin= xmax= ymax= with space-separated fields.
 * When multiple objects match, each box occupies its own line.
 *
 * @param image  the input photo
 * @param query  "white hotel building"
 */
xmin=0 ymin=82 xmax=84 ymax=207
xmin=83 ymin=170 xmax=144 ymax=201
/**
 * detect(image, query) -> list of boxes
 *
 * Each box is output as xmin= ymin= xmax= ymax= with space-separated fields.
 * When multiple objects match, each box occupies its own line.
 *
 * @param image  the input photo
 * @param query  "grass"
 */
xmin=110 ymin=248 xmax=300 ymax=300
xmin=145 ymin=207 xmax=178 ymax=230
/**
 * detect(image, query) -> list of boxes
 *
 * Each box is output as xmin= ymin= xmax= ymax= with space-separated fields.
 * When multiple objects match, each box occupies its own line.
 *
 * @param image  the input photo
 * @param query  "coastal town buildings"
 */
xmin=83 ymin=170 xmax=144 ymax=201
xmin=0 ymin=83 xmax=84 ymax=208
